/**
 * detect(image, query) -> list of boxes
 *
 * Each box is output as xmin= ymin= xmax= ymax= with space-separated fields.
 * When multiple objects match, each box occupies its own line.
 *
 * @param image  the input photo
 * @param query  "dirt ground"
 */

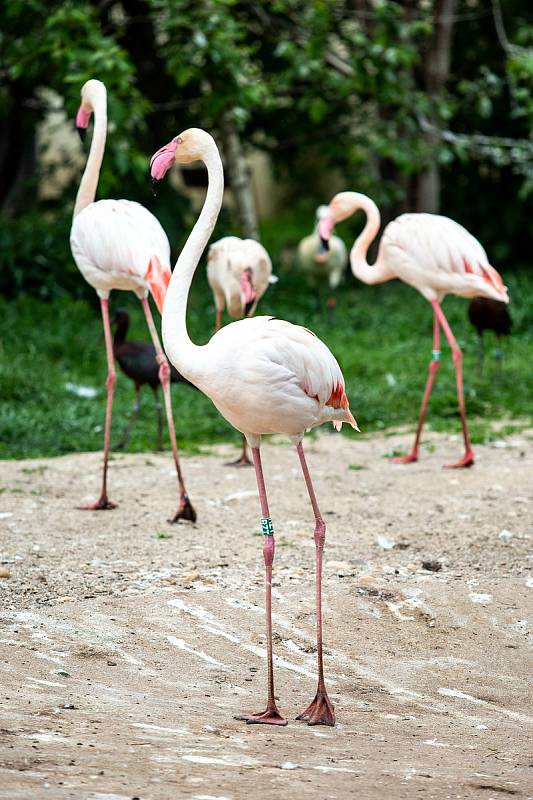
xmin=0 ymin=428 xmax=531 ymax=800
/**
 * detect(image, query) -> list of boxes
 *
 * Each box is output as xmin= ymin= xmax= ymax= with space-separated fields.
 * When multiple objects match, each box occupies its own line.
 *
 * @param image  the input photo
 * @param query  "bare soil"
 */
xmin=0 ymin=429 xmax=531 ymax=800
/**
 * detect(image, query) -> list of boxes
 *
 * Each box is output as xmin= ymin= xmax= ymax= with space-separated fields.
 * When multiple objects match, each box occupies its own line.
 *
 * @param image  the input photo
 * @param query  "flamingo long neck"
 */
xmin=73 ymin=90 xmax=107 ymax=218
xmin=162 ymin=142 xmax=224 ymax=382
xmin=349 ymin=194 xmax=392 ymax=285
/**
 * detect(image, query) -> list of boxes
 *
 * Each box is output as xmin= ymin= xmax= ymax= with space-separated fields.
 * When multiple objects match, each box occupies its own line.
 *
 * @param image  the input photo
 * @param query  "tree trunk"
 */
xmin=416 ymin=0 xmax=457 ymax=213
xmin=220 ymin=111 xmax=259 ymax=240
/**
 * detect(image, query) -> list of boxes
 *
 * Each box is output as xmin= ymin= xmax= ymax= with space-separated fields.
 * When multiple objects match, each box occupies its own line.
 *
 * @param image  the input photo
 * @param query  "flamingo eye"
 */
xmin=176 ymin=136 xmax=183 ymax=144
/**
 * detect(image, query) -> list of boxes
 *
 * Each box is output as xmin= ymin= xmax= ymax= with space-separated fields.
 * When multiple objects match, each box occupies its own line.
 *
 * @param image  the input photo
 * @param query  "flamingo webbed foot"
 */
xmin=235 ymin=706 xmax=288 ymax=726
xmin=79 ymin=496 xmax=117 ymax=511
xmin=391 ymin=451 xmax=418 ymax=465
xmin=296 ymin=689 xmax=335 ymax=727
xmin=169 ymin=493 xmax=197 ymax=524
xmin=225 ymin=453 xmax=253 ymax=468
xmin=443 ymin=450 xmax=475 ymax=469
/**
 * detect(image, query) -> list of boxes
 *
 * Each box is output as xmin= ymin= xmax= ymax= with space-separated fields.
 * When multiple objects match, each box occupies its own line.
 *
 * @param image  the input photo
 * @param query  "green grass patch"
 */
xmin=1 ymin=269 xmax=532 ymax=459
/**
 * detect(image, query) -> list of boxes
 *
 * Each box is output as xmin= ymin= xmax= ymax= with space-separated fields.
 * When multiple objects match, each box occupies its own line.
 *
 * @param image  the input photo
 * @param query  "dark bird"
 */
xmin=468 ymin=297 xmax=512 ymax=376
xmin=111 ymin=309 xmax=194 ymax=450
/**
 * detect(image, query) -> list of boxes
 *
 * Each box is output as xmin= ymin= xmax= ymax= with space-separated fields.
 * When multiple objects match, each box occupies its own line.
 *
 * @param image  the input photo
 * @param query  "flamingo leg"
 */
xmin=225 ymin=434 xmax=253 ymax=467
xmin=432 ymin=300 xmax=475 ymax=468
xmin=80 ymin=297 xmax=117 ymax=510
xmin=152 ymin=387 xmax=163 ymax=451
xmin=141 ymin=297 xmax=197 ymax=523
xmin=116 ymin=386 xmax=141 ymax=450
xmin=495 ymin=335 xmax=503 ymax=379
xmin=236 ymin=446 xmax=287 ymax=726
xmin=393 ymin=310 xmax=441 ymax=465
xmin=215 ymin=308 xmax=222 ymax=332
xmin=295 ymin=442 xmax=335 ymax=726
xmin=476 ymin=332 xmax=485 ymax=378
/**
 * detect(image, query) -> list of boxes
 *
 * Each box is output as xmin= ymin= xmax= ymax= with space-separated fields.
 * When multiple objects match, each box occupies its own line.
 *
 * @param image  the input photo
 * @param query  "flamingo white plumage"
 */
xmin=319 ymin=192 xmax=509 ymax=468
xmin=297 ymin=205 xmax=347 ymax=311
xmin=207 ymin=236 xmax=275 ymax=330
xmin=149 ymin=128 xmax=358 ymax=727
xmin=207 ymin=235 xmax=276 ymax=466
xmin=69 ymin=79 xmax=195 ymax=521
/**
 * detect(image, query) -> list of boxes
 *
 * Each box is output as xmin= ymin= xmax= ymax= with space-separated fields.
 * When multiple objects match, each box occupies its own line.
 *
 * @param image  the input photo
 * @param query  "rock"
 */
xmin=422 ymin=560 xmax=442 ymax=572
xmin=0 ymin=567 xmax=11 ymax=579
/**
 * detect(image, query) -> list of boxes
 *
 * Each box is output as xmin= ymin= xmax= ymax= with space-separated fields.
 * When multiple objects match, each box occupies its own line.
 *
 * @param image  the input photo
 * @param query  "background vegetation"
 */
xmin=0 ymin=0 xmax=532 ymax=458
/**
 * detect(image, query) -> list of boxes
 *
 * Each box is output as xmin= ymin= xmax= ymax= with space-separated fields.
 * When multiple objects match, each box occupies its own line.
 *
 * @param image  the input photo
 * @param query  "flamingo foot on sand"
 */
xmin=391 ymin=451 xmax=418 ymax=464
xmin=168 ymin=493 xmax=196 ymax=524
xmin=443 ymin=450 xmax=475 ymax=469
xmin=235 ymin=705 xmax=288 ymax=726
xmin=296 ymin=688 xmax=335 ymax=727
xmin=79 ymin=496 xmax=117 ymax=511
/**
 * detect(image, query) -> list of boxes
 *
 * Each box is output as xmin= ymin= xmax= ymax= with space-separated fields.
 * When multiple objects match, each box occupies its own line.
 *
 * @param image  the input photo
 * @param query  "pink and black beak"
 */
xmin=149 ymin=139 xmax=177 ymax=196
xmin=317 ymin=211 xmax=335 ymax=255
xmin=241 ymin=269 xmax=257 ymax=317
xmin=75 ymin=107 xmax=91 ymax=142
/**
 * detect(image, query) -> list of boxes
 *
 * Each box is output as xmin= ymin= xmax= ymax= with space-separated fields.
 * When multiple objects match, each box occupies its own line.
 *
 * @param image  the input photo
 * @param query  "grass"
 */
xmin=1 ymin=268 xmax=532 ymax=460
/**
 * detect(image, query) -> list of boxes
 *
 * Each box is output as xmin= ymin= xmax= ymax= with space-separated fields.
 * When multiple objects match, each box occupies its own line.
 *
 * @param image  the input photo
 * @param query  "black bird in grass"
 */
xmin=111 ymin=309 xmax=194 ymax=450
xmin=468 ymin=297 xmax=512 ymax=376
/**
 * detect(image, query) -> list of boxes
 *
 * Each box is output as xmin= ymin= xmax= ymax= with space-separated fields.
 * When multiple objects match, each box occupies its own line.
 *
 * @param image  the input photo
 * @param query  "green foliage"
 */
xmin=1 ymin=264 xmax=531 ymax=460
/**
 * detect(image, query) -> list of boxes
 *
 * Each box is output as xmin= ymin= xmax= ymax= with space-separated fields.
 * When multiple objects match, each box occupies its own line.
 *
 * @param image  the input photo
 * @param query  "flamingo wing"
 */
xmin=383 ymin=214 xmax=508 ymax=302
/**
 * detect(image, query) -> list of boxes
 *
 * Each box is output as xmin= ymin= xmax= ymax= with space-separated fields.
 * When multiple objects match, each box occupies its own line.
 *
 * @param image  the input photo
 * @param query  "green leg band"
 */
xmin=261 ymin=516 xmax=275 ymax=536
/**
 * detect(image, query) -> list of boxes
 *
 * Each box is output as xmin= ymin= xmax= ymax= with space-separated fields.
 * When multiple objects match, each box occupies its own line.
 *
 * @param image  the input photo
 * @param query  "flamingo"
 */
xmin=207 ymin=236 xmax=277 ymax=466
xmin=149 ymin=128 xmax=358 ymax=726
xmin=468 ymin=297 xmax=512 ymax=376
xmin=111 ymin=309 xmax=195 ymax=451
xmin=69 ymin=79 xmax=195 ymax=522
xmin=318 ymin=192 xmax=509 ymax=468
xmin=297 ymin=205 xmax=348 ymax=314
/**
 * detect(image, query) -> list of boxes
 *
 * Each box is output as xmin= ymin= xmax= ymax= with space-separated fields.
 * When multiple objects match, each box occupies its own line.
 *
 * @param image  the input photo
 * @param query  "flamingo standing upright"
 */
xmin=149 ymin=129 xmax=358 ymax=726
xmin=318 ymin=192 xmax=509 ymax=468
xmin=297 ymin=205 xmax=348 ymax=314
xmin=207 ymin=235 xmax=276 ymax=466
xmin=69 ymin=79 xmax=195 ymax=522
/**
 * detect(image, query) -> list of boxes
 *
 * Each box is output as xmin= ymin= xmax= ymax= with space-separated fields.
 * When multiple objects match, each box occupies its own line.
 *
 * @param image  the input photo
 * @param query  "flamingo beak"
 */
xmin=75 ymin=107 xmax=91 ymax=142
xmin=149 ymin=140 xmax=178 ymax=196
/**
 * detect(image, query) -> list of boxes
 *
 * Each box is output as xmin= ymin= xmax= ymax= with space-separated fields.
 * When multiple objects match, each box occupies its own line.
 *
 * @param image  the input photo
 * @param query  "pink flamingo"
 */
xmin=149 ymin=129 xmax=358 ymax=726
xmin=318 ymin=192 xmax=509 ymax=468
xmin=207 ymin=235 xmax=277 ymax=467
xmin=70 ymin=79 xmax=195 ymax=522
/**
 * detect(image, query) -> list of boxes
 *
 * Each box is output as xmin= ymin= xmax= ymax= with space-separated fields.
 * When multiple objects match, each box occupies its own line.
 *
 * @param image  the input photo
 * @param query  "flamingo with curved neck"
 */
xmin=69 ymin=79 xmax=195 ymax=522
xmin=149 ymin=129 xmax=359 ymax=727
xmin=319 ymin=191 xmax=509 ymax=468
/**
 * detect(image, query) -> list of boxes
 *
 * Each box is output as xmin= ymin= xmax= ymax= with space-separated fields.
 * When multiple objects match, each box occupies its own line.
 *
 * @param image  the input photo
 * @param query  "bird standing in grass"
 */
xmin=69 ymin=79 xmax=195 ymax=522
xmin=319 ymin=192 xmax=509 ymax=468
xmin=149 ymin=128 xmax=358 ymax=726
xmin=111 ymin=309 xmax=194 ymax=451
xmin=468 ymin=297 xmax=512 ymax=376
xmin=207 ymin=236 xmax=276 ymax=466
xmin=297 ymin=205 xmax=348 ymax=315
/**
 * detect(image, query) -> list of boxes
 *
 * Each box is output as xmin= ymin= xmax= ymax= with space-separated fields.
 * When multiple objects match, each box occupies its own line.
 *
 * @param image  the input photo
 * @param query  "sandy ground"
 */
xmin=0 ymin=428 xmax=532 ymax=800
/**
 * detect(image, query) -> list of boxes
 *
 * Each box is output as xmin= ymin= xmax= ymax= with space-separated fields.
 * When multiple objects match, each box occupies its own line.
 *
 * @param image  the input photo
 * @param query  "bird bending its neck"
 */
xmin=73 ymin=81 xmax=107 ymax=219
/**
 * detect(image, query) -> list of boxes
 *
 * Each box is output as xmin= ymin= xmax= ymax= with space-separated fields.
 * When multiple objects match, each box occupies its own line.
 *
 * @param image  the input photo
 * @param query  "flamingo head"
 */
xmin=241 ymin=268 xmax=257 ymax=316
xmin=316 ymin=205 xmax=335 ymax=261
xmin=76 ymin=79 xmax=105 ymax=142
xmin=150 ymin=129 xmax=216 ymax=194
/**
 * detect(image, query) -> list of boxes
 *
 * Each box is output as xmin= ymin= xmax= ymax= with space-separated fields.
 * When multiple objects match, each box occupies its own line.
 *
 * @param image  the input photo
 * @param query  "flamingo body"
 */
xmin=71 ymin=199 xmax=171 ymax=300
xmin=380 ymin=213 xmax=508 ymax=303
xmin=198 ymin=315 xmax=355 ymax=442
xmin=207 ymin=236 xmax=273 ymax=319
xmin=297 ymin=206 xmax=347 ymax=290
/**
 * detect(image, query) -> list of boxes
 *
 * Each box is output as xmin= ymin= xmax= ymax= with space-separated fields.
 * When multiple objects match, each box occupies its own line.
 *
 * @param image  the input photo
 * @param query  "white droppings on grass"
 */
xmin=469 ymin=592 xmax=492 ymax=605
xmin=167 ymin=636 xmax=229 ymax=668
xmin=423 ymin=739 xmax=448 ymax=747
xmin=200 ymin=625 xmax=240 ymax=644
xmin=280 ymin=762 xmax=299 ymax=770
xmin=438 ymin=687 xmax=484 ymax=704
xmin=65 ymin=382 xmax=98 ymax=398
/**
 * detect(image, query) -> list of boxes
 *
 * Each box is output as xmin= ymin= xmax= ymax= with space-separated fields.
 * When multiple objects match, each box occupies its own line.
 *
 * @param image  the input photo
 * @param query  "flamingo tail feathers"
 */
xmin=145 ymin=255 xmax=171 ymax=314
